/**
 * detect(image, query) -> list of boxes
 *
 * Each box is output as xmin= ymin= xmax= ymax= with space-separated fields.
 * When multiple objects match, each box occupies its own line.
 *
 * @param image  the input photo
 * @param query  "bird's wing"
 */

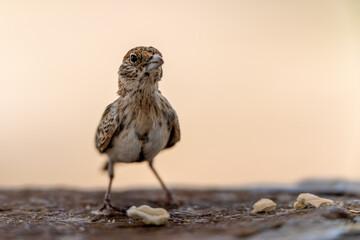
xmin=165 ymin=109 xmax=181 ymax=149
xmin=95 ymin=100 xmax=122 ymax=153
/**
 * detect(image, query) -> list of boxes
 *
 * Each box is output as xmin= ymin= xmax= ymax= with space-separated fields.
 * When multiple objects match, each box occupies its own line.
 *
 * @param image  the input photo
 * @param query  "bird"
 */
xmin=95 ymin=46 xmax=181 ymax=212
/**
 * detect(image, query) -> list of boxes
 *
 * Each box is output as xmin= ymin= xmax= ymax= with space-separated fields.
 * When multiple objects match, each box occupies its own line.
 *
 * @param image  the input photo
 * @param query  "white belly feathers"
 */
xmin=107 ymin=119 xmax=170 ymax=163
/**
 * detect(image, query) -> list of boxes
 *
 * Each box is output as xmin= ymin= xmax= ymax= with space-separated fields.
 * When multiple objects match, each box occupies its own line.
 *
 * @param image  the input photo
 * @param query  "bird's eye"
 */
xmin=130 ymin=54 xmax=138 ymax=63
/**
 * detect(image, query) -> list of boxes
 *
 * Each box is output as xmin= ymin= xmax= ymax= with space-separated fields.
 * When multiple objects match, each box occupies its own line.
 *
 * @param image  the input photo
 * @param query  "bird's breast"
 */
xmin=107 ymin=116 xmax=170 ymax=163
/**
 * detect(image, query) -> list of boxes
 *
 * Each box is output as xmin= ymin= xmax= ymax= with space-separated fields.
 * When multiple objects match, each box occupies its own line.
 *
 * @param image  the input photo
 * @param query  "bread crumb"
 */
xmin=349 ymin=209 xmax=360 ymax=214
xmin=294 ymin=201 xmax=306 ymax=209
xmin=126 ymin=205 xmax=170 ymax=225
xmin=252 ymin=198 xmax=276 ymax=213
xmin=295 ymin=193 xmax=334 ymax=209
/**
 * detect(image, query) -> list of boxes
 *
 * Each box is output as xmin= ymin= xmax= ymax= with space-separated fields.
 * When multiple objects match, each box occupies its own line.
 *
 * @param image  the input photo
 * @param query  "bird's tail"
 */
xmin=102 ymin=161 xmax=108 ymax=171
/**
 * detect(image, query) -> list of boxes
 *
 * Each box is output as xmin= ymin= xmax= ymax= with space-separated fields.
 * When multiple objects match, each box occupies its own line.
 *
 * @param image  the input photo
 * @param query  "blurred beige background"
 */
xmin=0 ymin=0 xmax=359 ymax=189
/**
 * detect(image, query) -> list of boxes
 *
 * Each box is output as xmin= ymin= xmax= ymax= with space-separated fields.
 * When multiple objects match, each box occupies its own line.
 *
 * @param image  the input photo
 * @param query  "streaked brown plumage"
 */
xmin=95 ymin=46 xmax=180 ymax=212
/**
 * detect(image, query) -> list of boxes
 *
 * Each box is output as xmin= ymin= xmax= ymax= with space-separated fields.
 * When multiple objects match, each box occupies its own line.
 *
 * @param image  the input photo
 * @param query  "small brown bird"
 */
xmin=95 ymin=46 xmax=180 ymax=212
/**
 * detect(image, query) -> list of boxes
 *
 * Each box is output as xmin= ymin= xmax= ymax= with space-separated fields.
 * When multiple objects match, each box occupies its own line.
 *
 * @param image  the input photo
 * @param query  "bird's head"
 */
xmin=117 ymin=46 xmax=164 ymax=94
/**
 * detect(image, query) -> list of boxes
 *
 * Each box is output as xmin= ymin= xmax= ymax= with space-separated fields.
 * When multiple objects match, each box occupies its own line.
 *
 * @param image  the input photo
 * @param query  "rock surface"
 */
xmin=1 ymin=182 xmax=360 ymax=239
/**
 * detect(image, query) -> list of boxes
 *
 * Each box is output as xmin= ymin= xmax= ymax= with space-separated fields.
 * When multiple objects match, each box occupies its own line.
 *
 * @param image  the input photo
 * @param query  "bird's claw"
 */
xmin=99 ymin=199 xmax=126 ymax=215
xmin=164 ymin=194 xmax=183 ymax=208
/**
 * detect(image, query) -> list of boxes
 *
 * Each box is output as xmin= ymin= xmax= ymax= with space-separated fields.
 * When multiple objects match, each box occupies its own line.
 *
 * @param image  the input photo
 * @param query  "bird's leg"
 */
xmin=99 ymin=161 xmax=122 ymax=213
xmin=148 ymin=161 xmax=173 ymax=203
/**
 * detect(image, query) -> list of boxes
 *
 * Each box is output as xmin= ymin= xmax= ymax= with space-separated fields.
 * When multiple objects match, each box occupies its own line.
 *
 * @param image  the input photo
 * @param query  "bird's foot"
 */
xmin=164 ymin=193 xmax=184 ymax=208
xmin=98 ymin=199 xmax=126 ymax=215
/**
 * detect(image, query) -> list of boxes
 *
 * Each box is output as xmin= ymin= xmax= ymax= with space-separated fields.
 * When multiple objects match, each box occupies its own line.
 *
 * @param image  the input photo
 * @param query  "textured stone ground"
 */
xmin=1 ymin=180 xmax=360 ymax=240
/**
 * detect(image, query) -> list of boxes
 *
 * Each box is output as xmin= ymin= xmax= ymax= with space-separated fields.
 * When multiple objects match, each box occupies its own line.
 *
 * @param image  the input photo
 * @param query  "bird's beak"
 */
xmin=146 ymin=54 xmax=164 ymax=71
